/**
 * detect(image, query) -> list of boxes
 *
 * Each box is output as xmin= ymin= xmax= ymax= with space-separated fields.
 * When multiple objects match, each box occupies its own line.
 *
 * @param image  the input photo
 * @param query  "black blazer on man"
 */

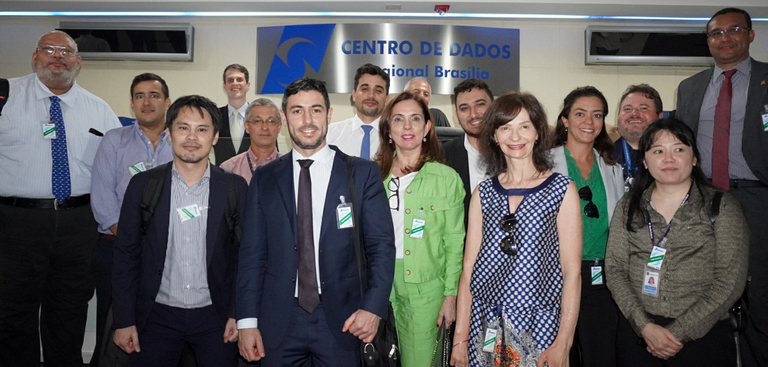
xmin=675 ymin=58 xmax=768 ymax=185
xmin=213 ymin=105 xmax=250 ymax=165
xmin=442 ymin=136 xmax=471 ymax=229
xmin=112 ymin=163 xmax=248 ymax=332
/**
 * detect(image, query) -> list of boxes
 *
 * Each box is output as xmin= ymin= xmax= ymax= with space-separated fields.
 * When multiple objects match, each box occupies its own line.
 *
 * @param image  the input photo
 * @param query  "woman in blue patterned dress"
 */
xmin=451 ymin=93 xmax=583 ymax=367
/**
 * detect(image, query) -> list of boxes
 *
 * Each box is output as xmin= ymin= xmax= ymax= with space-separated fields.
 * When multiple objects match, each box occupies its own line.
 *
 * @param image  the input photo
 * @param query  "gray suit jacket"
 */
xmin=675 ymin=58 xmax=768 ymax=185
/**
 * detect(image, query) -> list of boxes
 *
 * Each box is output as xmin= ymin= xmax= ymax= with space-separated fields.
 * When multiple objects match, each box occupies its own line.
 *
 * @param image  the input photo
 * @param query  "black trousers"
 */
xmin=0 ymin=203 xmax=97 ymax=367
xmin=569 ymin=260 xmax=619 ymax=367
xmin=729 ymin=187 xmax=768 ymax=367
xmin=90 ymin=236 xmax=115 ymax=367
xmin=616 ymin=313 xmax=736 ymax=367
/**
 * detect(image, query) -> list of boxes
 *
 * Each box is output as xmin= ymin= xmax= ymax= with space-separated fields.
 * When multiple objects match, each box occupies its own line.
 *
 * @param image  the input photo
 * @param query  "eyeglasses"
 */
xmin=37 ymin=45 xmax=76 ymax=57
xmin=707 ymin=26 xmax=750 ymax=39
xmin=388 ymin=177 xmax=400 ymax=211
xmin=578 ymin=186 xmax=600 ymax=219
xmin=499 ymin=214 xmax=518 ymax=256
xmin=248 ymin=118 xmax=280 ymax=127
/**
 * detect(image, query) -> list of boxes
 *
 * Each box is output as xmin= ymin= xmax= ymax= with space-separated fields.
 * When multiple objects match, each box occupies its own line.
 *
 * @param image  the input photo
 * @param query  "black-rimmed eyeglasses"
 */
xmin=388 ymin=177 xmax=400 ymax=211
xmin=578 ymin=186 xmax=599 ymax=218
xmin=499 ymin=214 xmax=518 ymax=256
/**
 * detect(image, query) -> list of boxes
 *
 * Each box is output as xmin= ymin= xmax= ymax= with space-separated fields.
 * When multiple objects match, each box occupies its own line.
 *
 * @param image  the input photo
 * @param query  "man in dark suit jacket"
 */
xmin=675 ymin=8 xmax=768 ymax=367
xmin=237 ymin=77 xmax=395 ymax=366
xmin=214 ymin=64 xmax=252 ymax=165
xmin=442 ymin=79 xmax=494 ymax=229
xmin=112 ymin=95 xmax=248 ymax=366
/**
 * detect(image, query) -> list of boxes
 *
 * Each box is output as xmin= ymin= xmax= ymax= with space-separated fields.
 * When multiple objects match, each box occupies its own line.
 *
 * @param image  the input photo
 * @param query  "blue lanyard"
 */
xmin=622 ymin=139 xmax=637 ymax=177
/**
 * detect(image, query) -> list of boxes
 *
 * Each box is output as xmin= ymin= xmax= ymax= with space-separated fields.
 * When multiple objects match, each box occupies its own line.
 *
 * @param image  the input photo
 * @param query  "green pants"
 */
xmin=390 ymin=259 xmax=445 ymax=367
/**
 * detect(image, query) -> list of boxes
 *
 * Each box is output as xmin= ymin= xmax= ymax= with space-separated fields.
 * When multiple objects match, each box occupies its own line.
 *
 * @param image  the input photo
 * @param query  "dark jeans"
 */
xmin=616 ymin=313 xmax=736 ymax=367
xmin=730 ymin=187 xmax=768 ymax=367
xmin=570 ymin=260 xmax=619 ymax=367
xmin=0 ymin=203 xmax=97 ymax=367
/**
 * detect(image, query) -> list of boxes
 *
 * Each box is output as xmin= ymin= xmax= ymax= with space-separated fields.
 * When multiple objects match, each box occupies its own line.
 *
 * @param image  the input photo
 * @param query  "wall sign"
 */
xmin=257 ymin=23 xmax=519 ymax=96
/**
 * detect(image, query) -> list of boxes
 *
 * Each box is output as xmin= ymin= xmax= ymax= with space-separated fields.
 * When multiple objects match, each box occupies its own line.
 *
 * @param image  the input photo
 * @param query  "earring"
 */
xmin=565 ymin=127 xmax=568 ymax=133
xmin=389 ymin=138 xmax=393 ymax=144
xmin=423 ymin=137 xmax=426 ymax=142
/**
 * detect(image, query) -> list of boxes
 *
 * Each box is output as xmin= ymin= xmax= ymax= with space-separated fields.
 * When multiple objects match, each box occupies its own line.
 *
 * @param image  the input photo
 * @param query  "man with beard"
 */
xmin=675 ymin=8 xmax=768 ymax=366
xmin=112 ymin=95 xmax=247 ymax=367
xmin=237 ymin=77 xmax=395 ymax=366
xmin=213 ymin=64 xmax=252 ymax=165
xmin=442 ymin=79 xmax=494 ymax=229
xmin=89 ymin=72 xmax=174 ymax=366
xmin=611 ymin=84 xmax=663 ymax=191
xmin=327 ymin=63 xmax=390 ymax=160
xmin=0 ymin=30 xmax=121 ymax=366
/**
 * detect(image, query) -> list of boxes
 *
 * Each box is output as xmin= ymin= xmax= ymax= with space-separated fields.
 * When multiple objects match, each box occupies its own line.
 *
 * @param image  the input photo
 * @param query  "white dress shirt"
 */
xmin=464 ymin=135 xmax=488 ymax=195
xmin=0 ymin=73 xmax=121 ymax=198
xmin=326 ymin=114 xmax=381 ymax=159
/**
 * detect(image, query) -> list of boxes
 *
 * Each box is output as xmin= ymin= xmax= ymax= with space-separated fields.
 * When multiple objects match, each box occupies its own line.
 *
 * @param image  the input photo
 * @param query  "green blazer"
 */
xmin=385 ymin=161 xmax=465 ymax=296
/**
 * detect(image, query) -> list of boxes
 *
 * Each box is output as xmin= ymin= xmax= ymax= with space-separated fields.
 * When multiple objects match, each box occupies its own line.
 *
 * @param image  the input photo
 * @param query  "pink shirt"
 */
xmin=220 ymin=148 xmax=280 ymax=184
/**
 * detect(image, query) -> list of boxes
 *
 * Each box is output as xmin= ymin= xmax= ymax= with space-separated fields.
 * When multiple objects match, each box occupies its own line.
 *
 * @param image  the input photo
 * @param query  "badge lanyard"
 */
xmin=622 ymin=139 xmax=637 ymax=179
xmin=246 ymin=153 xmax=257 ymax=175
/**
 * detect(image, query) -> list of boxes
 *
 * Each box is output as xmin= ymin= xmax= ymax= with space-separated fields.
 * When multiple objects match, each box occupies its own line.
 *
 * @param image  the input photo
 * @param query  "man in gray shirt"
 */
xmin=112 ymin=95 xmax=247 ymax=366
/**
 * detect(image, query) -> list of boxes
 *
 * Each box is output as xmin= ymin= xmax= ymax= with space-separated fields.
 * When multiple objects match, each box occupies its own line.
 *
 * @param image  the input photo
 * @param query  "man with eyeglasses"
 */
xmin=675 ymin=7 xmax=768 ymax=367
xmin=220 ymin=98 xmax=283 ymax=184
xmin=0 ymin=30 xmax=121 ymax=366
xmin=89 ymin=72 xmax=174 ymax=366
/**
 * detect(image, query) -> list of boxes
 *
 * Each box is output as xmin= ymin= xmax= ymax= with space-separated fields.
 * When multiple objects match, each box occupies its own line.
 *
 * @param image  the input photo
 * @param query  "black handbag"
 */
xmin=346 ymin=156 xmax=401 ymax=367
xmin=430 ymin=323 xmax=453 ymax=367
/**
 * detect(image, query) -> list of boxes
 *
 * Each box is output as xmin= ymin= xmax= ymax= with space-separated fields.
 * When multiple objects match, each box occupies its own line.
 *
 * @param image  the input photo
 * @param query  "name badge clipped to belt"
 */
xmin=128 ymin=161 xmax=147 ymax=176
xmin=176 ymin=204 xmax=200 ymax=223
xmin=43 ymin=123 xmax=56 ymax=139
xmin=336 ymin=195 xmax=354 ymax=229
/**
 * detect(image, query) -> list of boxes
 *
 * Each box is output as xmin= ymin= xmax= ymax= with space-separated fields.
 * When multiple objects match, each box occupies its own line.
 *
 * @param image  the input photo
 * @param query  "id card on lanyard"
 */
xmin=622 ymin=140 xmax=636 ymax=193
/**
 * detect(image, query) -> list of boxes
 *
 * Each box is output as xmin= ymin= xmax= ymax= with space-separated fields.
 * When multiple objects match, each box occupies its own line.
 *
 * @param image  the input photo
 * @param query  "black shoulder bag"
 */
xmin=345 ymin=156 xmax=401 ymax=367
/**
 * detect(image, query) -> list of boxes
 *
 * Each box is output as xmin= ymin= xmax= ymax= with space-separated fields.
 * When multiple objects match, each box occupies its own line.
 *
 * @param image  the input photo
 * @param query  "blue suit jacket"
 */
xmin=236 ymin=146 xmax=395 ymax=351
xmin=112 ymin=163 xmax=248 ymax=332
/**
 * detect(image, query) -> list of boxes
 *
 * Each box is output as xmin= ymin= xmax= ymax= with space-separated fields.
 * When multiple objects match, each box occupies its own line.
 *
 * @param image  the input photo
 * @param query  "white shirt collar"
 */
xmin=291 ymin=144 xmax=335 ymax=167
xmin=352 ymin=114 xmax=380 ymax=131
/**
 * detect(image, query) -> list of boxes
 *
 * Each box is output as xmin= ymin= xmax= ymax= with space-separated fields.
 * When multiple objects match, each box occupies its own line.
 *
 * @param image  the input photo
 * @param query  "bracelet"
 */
xmin=453 ymin=339 xmax=469 ymax=347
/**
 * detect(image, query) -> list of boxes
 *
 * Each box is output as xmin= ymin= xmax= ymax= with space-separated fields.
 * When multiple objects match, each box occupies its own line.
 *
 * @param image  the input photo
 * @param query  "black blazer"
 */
xmin=442 ymin=136 xmax=470 ymax=230
xmin=112 ymin=163 xmax=248 ymax=332
xmin=675 ymin=58 xmax=768 ymax=185
xmin=213 ymin=105 xmax=250 ymax=166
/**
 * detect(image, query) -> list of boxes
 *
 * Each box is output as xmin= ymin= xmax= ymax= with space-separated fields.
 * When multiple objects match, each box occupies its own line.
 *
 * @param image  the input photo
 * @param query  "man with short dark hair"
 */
xmin=112 ymin=95 xmax=247 ymax=367
xmin=237 ymin=77 xmax=395 ymax=366
xmin=220 ymin=98 xmax=283 ymax=184
xmin=442 ymin=78 xmax=494 ymax=228
xmin=89 ymin=72 xmax=174 ymax=366
xmin=675 ymin=7 xmax=768 ymax=366
xmin=404 ymin=77 xmax=451 ymax=127
xmin=214 ymin=64 xmax=252 ymax=165
xmin=612 ymin=83 xmax=663 ymax=190
xmin=327 ymin=63 xmax=390 ymax=159
xmin=0 ymin=30 xmax=121 ymax=366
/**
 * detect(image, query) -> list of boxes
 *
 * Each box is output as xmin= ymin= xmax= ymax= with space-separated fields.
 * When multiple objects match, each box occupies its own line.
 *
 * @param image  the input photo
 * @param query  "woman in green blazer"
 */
xmin=375 ymin=91 xmax=465 ymax=366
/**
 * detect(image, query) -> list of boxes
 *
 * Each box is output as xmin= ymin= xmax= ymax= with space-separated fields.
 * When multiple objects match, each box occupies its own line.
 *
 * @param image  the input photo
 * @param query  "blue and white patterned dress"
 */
xmin=468 ymin=173 xmax=572 ymax=367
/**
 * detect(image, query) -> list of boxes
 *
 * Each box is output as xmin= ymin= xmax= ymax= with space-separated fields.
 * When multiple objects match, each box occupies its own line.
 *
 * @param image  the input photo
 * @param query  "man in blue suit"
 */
xmin=112 ymin=95 xmax=248 ymax=366
xmin=237 ymin=77 xmax=395 ymax=366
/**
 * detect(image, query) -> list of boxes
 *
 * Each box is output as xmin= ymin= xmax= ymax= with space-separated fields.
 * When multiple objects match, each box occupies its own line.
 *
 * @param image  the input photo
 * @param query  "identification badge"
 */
xmin=176 ymin=204 xmax=200 ymax=222
xmin=762 ymin=113 xmax=768 ymax=131
xmin=647 ymin=246 xmax=667 ymax=270
xmin=43 ymin=123 xmax=56 ymax=139
xmin=482 ymin=328 xmax=498 ymax=352
xmin=336 ymin=195 xmax=354 ymax=229
xmin=410 ymin=218 xmax=425 ymax=239
xmin=624 ymin=177 xmax=634 ymax=193
xmin=643 ymin=270 xmax=660 ymax=296
xmin=591 ymin=266 xmax=603 ymax=285
xmin=128 ymin=161 xmax=147 ymax=176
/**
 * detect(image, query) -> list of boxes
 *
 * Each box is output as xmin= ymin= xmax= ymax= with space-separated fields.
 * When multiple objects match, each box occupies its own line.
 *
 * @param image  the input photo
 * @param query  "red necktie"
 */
xmin=712 ymin=69 xmax=737 ymax=191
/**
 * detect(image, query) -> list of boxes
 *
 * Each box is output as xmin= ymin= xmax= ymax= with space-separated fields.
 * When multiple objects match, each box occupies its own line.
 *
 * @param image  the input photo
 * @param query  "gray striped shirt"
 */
xmin=155 ymin=163 xmax=212 ymax=309
xmin=696 ymin=57 xmax=759 ymax=181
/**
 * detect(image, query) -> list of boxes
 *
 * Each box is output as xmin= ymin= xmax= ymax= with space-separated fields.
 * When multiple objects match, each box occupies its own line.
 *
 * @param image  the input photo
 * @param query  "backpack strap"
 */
xmin=0 ymin=78 xmax=9 ymax=117
xmin=140 ymin=163 xmax=170 ymax=236
xmin=222 ymin=169 xmax=241 ymax=245
xmin=709 ymin=191 xmax=724 ymax=224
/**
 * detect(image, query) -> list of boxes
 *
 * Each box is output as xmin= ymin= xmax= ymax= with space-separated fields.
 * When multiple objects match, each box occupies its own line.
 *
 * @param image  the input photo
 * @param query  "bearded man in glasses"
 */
xmin=0 ymin=30 xmax=121 ymax=366
xmin=220 ymin=98 xmax=283 ymax=184
xmin=674 ymin=8 xmax=768 ymax=367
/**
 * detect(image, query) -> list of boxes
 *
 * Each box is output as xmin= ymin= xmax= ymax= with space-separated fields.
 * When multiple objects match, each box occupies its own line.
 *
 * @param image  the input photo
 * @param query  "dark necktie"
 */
xmin=50 ymin=96 xmax=71 ymax=202
xmin=360 ymin=125 xmax=373 ymax=160
xmin=712 ymin=69 xmax=737 ymax=191
xmin=297 ymin=159 xmax=319 ymax=313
